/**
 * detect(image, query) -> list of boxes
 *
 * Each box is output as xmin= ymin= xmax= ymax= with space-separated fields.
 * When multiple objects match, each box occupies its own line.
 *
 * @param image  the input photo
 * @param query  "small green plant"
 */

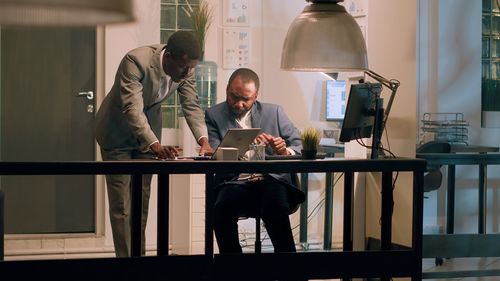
xmin=183 ymin=0 xmax=214 ymax=59
xmin=301 ymin=127 xmax=321 ymax=151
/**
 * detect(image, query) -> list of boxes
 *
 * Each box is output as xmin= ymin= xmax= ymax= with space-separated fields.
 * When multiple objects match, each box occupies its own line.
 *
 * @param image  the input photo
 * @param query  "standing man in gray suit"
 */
xmin=205 ymin=68 xmax=305 ymax=258
xmin=95 ymin=31 xmax=212 ymax=257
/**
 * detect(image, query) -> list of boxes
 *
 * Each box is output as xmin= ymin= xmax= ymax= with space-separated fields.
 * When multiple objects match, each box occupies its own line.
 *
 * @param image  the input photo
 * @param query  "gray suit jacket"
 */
xmin=205 ymin=101 xmax=305 ymax=210
xmin=95 ymin=44 xmax=207 ymax=151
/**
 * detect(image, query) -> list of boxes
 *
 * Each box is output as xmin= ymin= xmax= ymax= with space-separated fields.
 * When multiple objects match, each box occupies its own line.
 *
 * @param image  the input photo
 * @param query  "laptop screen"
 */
xmin=212 ymin=128 xmax=261 ymax=159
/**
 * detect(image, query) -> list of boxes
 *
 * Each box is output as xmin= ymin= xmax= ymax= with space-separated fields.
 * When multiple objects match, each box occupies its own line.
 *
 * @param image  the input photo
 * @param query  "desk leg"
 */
xmin=323 ymin=172 xmax=334 ymax=250
xmin=300 ymin=173 xmax=309 ymax=248
xmin=446 ymin=165 xmax=455 ymax=234
xmin=131 ymin=174 xmax=142 ymax=257
xmin=479 ymin=163 xmax=487 ymax=234
xmin=157 ymin=173 xmax=169 ymax=256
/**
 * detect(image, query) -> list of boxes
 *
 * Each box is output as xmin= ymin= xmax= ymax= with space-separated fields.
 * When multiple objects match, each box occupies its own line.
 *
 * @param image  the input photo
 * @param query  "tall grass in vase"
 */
xmin=183 ymin=0 xmax=214 ymax=60
xmin=301 ymin=127 xmax=321 ymax=159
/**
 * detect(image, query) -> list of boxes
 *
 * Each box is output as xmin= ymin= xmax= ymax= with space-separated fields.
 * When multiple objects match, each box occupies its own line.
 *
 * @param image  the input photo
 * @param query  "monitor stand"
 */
xmin=371 ymin=97 xmax=384 ymax=160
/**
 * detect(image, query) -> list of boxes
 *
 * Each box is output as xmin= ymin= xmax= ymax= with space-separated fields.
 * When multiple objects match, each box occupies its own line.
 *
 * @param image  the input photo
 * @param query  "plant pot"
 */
xmin=301 ymin=149 xmax=317 ymax=160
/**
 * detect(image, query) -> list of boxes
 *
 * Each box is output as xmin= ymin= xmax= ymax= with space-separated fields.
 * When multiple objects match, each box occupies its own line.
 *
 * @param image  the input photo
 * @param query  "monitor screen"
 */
xmin=339 ymin=82 xmax=382 ymax=143
xmin=325 ymin=80 xmax=346 ymax=121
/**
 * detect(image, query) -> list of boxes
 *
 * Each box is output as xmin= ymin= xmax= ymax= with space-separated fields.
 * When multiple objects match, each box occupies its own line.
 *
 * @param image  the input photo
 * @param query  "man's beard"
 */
xmin=230 ymin=107 xmax=250 ymax=119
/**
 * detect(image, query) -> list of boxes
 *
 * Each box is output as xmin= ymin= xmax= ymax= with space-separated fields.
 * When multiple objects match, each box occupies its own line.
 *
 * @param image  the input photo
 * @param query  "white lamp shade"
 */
xmin=0 ymin=0 xmax=134 ymax=26
xmin=281 ymin=2 xmax=368 ymax=72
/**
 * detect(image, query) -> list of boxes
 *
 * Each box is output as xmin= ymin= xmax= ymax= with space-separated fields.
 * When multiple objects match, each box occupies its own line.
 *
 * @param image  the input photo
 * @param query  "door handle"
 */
xmin=76 ymin=91 xmax=94 ymax=100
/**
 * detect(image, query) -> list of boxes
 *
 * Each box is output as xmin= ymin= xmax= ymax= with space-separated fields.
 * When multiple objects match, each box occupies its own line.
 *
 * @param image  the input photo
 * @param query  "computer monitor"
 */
xmin=325 ymin=80 xmax=346 ymax=121
xmin=339 ymin=82 xmax=383 ymax=158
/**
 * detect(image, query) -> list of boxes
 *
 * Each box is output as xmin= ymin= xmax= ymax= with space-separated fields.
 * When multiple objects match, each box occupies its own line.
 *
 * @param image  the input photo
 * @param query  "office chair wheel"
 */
xmin=435 ymin=257 xmax=444 ymax=266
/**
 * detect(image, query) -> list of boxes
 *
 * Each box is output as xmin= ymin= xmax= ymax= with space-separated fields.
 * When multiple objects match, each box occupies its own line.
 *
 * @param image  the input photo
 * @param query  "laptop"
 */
xmin=155 ymin=128 xmax=261 ymax=161
xmin=211 ymin=128 xmax=261 ymax=160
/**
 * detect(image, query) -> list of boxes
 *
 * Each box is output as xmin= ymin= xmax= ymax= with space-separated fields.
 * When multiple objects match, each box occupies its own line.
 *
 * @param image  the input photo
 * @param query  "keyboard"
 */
xmin=265 ymin=153 xmax=326 ymax=160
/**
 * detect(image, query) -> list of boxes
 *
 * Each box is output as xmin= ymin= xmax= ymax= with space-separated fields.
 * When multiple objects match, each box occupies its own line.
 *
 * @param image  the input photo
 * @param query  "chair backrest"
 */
xmin=416 ymin=141 xmax=451 ymax=153
xmin=416 ymin=141 xmax=451 ymax=192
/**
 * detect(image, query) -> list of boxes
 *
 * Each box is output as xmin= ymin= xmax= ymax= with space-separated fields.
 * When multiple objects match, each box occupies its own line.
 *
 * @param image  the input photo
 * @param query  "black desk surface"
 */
xmin=450 ymin=144 xmax=499 ymax=153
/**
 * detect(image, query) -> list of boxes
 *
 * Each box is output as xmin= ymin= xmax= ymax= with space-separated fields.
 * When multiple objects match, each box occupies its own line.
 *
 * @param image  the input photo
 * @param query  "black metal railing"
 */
xmin=0 ymin=158 xmax=426 ymax=281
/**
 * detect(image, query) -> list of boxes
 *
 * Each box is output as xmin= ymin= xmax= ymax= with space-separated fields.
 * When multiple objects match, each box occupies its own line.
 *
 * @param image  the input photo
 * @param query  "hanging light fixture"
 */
xmin=0 ymin=0 xmax=134 ymax=26
xmin=281 ymin=0 xmax=401 ymax=160
xmin=281 ymin=0 xmax=368 ymax=72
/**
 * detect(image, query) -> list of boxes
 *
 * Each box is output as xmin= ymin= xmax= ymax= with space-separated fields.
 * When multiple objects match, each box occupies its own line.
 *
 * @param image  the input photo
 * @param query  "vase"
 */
xmin=195 ymin=60 xmax=217 ymax=111
xmin=301 ymin=149 xmax=317 ymax=160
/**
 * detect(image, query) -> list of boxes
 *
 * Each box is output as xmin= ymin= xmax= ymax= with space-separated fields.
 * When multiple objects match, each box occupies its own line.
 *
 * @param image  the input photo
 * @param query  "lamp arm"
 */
xmin=364 ymin=70 xmax=400 ymax=129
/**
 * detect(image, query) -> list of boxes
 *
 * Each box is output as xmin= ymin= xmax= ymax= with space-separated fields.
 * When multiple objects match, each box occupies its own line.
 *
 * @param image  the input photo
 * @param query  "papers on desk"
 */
xmin=320 ymin=138 xmax=336 ymax=146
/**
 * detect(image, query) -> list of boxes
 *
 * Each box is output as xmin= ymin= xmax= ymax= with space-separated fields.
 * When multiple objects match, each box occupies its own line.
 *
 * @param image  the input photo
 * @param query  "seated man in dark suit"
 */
xmin=205 ymin=68 xmax=305 ymax=254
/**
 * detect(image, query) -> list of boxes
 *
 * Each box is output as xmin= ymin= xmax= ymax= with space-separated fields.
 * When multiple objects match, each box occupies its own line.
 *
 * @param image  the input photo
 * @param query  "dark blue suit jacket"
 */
xmin=205 ymin=101 xmax=305 ymax=212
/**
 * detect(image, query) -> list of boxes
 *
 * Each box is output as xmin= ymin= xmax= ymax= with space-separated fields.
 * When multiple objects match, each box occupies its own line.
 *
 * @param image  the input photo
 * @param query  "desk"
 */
xmin=416 ymin=151 xmax=500 ymax=279
xmin=0 ymin=159 xmax=425 ymax=281
xmin=420 ymin=145 xmax=499 ymax=235
xmin=451 ymin=145 xmax=498 ymax=234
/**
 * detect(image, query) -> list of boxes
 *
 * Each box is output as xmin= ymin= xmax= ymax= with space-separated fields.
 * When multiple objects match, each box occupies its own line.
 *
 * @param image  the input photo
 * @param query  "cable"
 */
xmin=291 ymin=173 xmax=344 ymax=239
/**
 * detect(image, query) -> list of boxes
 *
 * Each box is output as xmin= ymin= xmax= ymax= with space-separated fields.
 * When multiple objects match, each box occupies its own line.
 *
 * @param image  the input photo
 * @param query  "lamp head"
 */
xmin=281 ymin=0 xmax=368 ymax=72
xmin=0 ymin=0 xmax=134 ymax=26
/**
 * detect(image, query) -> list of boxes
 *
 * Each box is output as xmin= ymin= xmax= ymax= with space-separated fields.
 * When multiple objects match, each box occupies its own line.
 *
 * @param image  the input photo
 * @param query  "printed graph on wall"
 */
xmin=222 ymin=28 xmax=250 ymax=69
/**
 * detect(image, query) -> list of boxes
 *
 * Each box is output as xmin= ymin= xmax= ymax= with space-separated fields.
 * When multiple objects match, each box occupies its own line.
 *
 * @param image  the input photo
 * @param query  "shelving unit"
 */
xmin=420 ymin=113 xmax=469 ymax=145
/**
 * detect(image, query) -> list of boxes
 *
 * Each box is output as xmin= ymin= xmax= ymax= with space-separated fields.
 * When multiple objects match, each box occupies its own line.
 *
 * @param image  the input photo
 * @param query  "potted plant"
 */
xmin=301 ymin=127 xmax=321 ymax=159
xmin=183 ymin=0 xmax=217 ymax=110
xmin=183 ymin=0 xmax=214 ymax=60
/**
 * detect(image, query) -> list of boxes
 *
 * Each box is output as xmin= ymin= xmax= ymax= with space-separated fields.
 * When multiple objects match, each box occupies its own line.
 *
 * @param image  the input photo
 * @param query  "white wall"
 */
xmin=419 ymin=0 xmax=500 ymax=234
xmin=364 ymin=0 xmax=418 ymax=247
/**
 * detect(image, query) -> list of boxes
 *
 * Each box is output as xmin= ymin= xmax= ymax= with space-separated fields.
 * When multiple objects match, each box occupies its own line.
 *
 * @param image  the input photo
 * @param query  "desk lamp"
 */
xmin=0 ymin=0 xmax=134 ymax=26
xmin=281 ymin=0 xmax=400 ymax=158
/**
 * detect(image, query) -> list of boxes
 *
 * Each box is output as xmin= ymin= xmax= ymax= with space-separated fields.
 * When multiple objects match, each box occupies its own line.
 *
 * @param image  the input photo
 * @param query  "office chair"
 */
xmin=416 ymin=140 xmax=451 ymax=266
xmin=240 ymin=173 xmax=302 ymax=254
xmin=416 ymin=141 xmax=451 ymax=192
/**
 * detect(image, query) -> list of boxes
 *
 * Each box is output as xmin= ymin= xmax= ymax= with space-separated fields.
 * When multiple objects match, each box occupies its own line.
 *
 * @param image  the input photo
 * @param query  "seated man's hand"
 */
xmin=256 ymin=133 xmax=289 ymax=155
xmin=268 ymin=136 xmax=289 ymax=155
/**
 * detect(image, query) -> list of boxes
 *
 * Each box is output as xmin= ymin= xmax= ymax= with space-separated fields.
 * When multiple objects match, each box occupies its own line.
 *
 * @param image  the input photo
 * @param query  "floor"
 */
xmin=305 ymin=258 xmax=500 ymax=281
xmin=423 ymin=257 xmax=500 ymax=280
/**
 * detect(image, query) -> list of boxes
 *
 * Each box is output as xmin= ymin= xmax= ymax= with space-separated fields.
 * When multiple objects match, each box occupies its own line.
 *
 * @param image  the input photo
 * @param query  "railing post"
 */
xmin=381 ymin=171 xmax=393 ymax=251
xmin=0 ymin=188 xmax=4 ymax=261
xmin=342 ymin=172 xmax=354 ymax=252
xmin=130 ymin=174 xmax=142 ymax=257
xmin=323 ymin=172 xmax=334 ymax=250
xmin=157 ymin=173 xmax=170 ymax=256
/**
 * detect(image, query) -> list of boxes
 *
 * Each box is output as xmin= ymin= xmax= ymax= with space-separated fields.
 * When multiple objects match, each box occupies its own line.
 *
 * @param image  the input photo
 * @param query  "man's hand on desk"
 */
xmin=150 ymin=142 xmax=181 ymax=159
xmin=198 ymin=136 xmax=214 ymax=156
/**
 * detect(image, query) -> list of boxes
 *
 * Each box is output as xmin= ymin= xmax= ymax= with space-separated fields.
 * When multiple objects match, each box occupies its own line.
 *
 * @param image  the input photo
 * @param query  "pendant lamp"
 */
xmin=0 ymin=0 xmax=134 ymax=26
xmin=281 ymin=0 xmax=368 ymax=72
